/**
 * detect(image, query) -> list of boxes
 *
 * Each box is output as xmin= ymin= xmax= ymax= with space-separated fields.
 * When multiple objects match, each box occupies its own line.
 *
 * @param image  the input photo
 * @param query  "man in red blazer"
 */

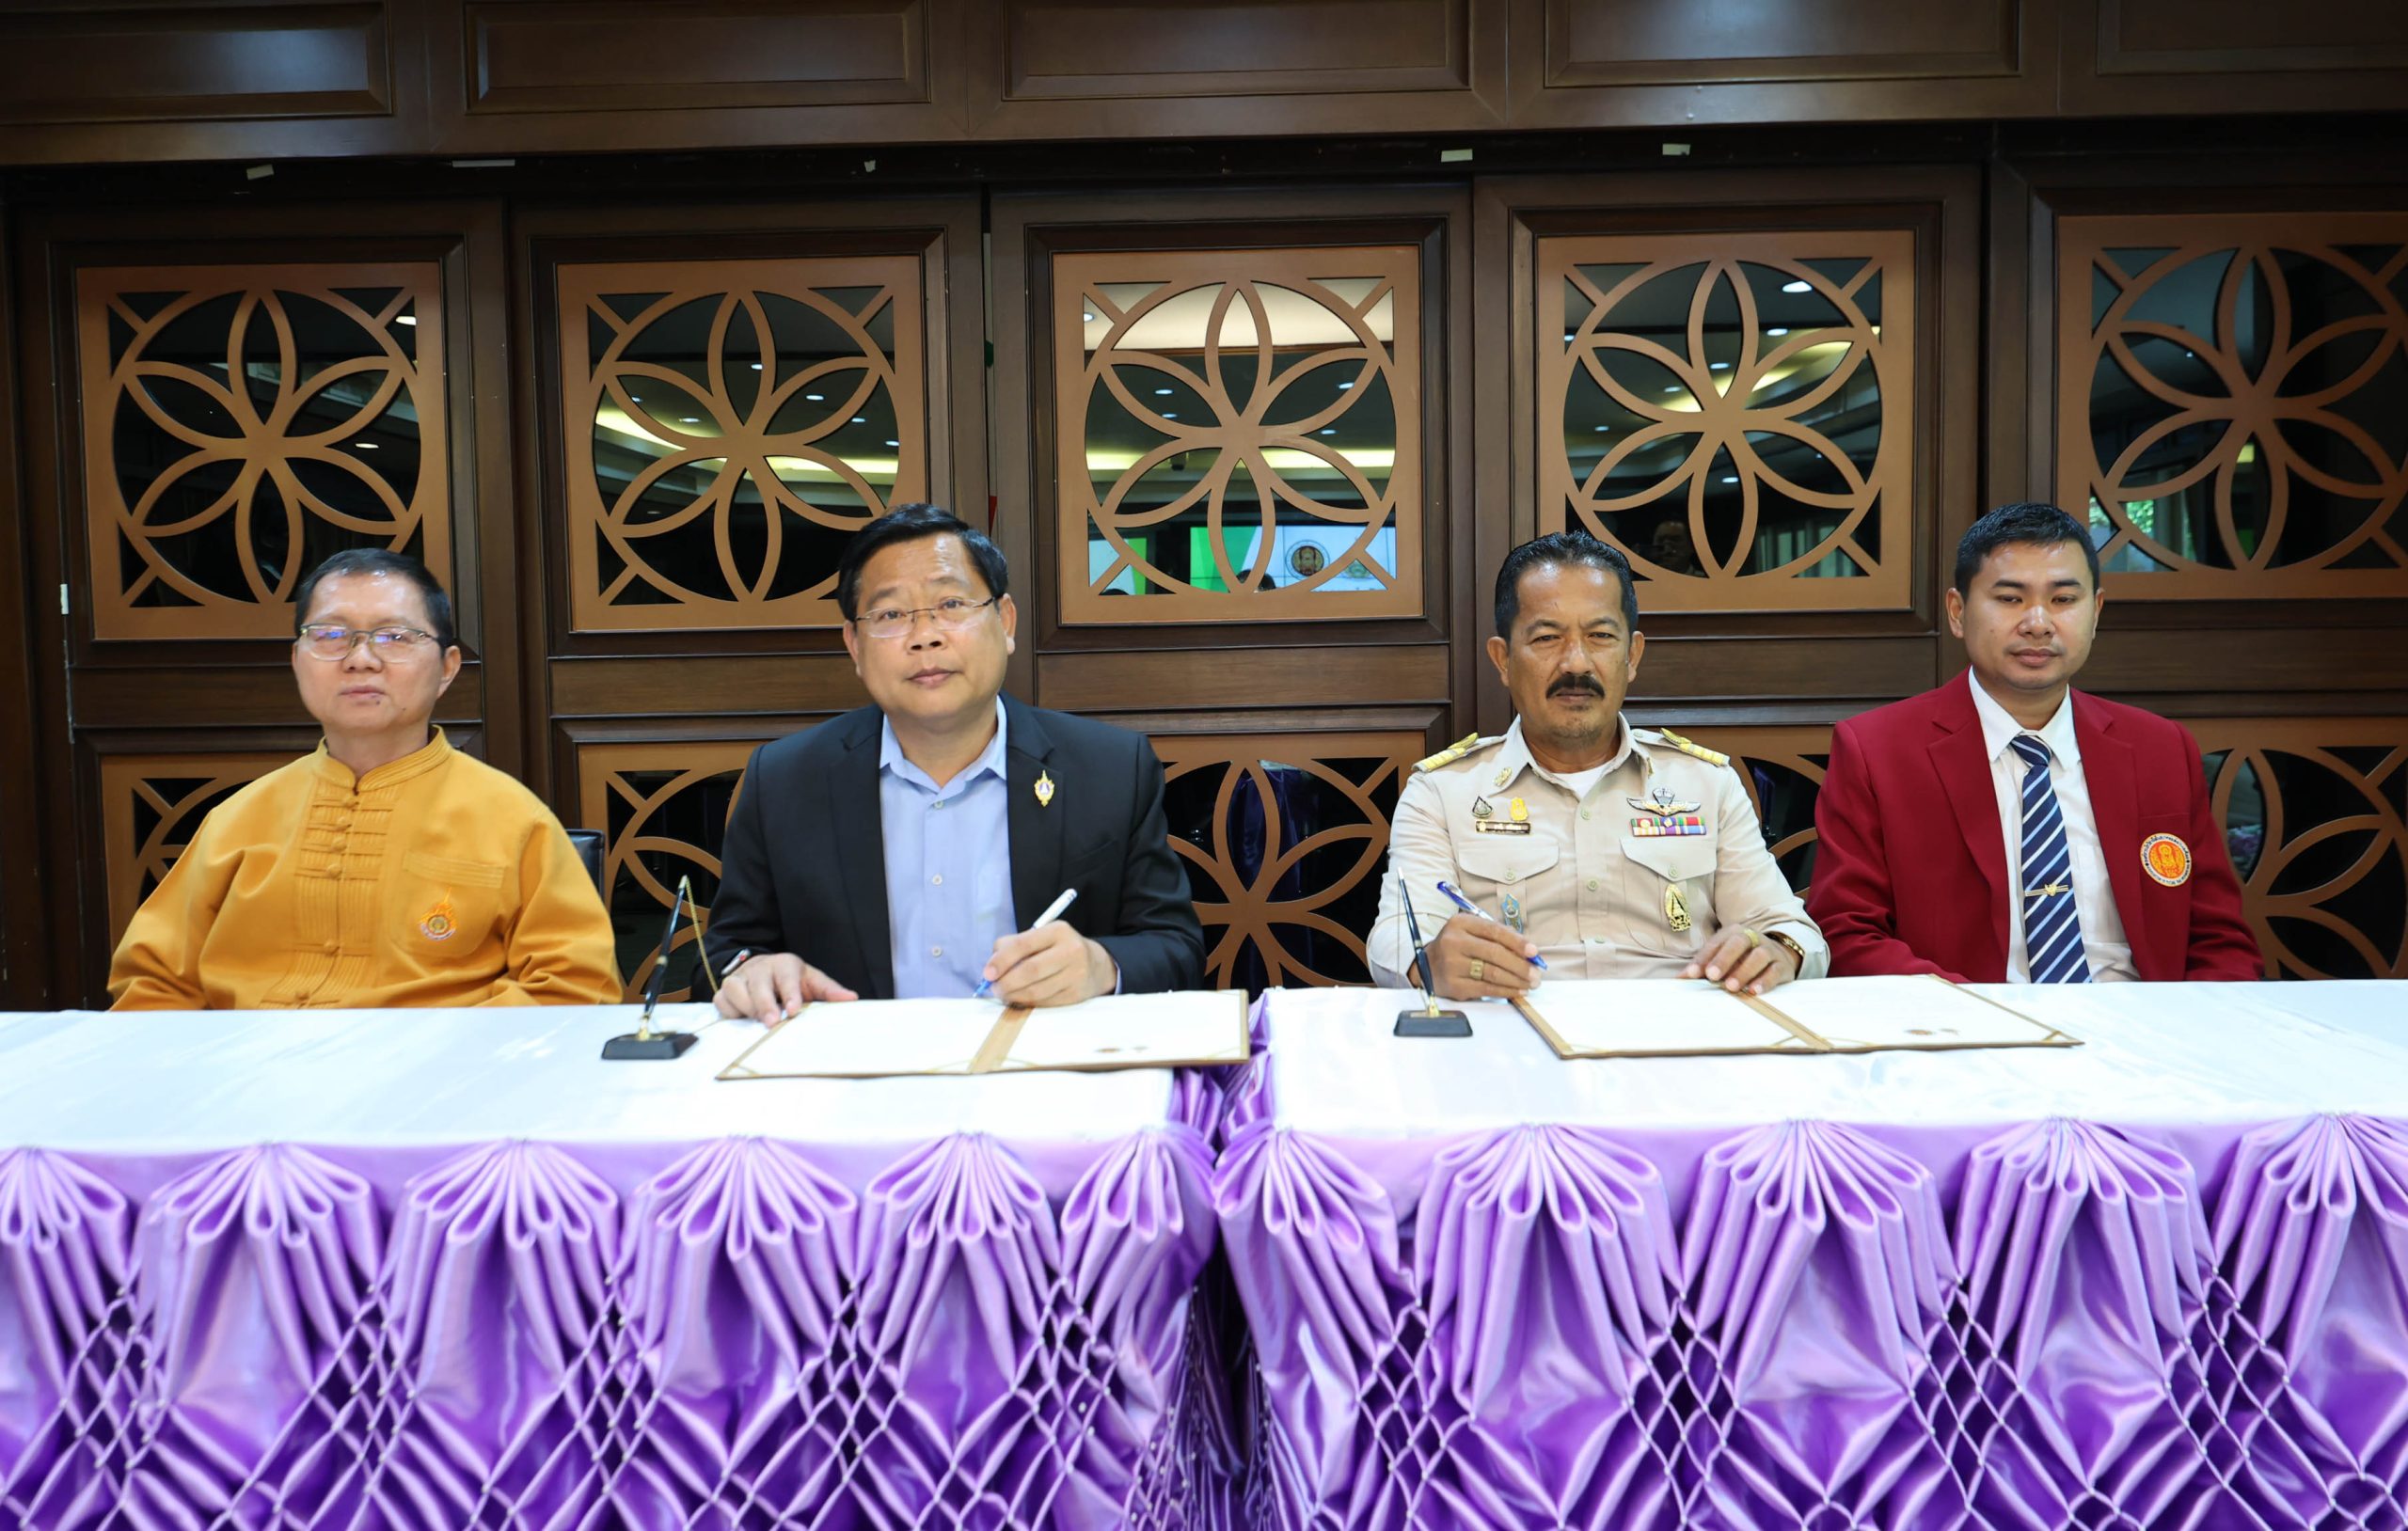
xmin=1810 ymin=503 xmax=2261 ymax=982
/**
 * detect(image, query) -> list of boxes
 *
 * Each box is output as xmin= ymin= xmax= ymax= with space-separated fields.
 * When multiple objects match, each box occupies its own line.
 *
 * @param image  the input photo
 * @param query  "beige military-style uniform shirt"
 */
xmin=1370 ymin=716 xmax=1829 ymax=986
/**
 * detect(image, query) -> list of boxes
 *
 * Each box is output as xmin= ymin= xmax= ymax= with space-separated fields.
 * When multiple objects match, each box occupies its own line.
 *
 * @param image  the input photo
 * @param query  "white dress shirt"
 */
xmin=1966 ymin=679 xmax=2136 ymax=983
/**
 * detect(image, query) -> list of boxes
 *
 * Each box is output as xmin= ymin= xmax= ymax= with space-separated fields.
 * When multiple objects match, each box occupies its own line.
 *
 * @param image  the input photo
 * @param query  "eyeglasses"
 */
xmin=294 ymin=623 xmax=438 ymax=660
xmin=853 ymin=595 xmax=998 ymax=641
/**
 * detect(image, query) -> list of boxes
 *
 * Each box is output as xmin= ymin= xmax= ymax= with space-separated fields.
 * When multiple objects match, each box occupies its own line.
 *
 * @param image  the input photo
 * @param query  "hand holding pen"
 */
xmin=1435 ymin=881 xmax=1549 ymax=971
xmin=1414 ymin=880 xmax=1545 ymax=1001
xmin=976 ymin=889 xmax=1117 ymax=1006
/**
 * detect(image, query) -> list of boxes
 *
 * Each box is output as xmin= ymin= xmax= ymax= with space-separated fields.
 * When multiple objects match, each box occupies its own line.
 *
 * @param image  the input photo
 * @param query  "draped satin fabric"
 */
xmin=1218 ymin=984 xmax=2408 ymax=1529
xmin=0 ymin=1005 xmax=1236 ymax=1529
xmin=8 ymin=986 xmax=2406 ymax=1528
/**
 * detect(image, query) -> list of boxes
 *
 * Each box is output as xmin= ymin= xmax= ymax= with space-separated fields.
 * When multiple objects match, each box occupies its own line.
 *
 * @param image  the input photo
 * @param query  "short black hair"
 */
xmin=1495 ymin=531 xmax=1640 ymax=640
xmin=834 ymin=502 xmax=1010 ymax=621
xmin=294 ymin=548 xmax=456 ymax=650
xmin=1954 ymin=502 xmax=2101 ymax=594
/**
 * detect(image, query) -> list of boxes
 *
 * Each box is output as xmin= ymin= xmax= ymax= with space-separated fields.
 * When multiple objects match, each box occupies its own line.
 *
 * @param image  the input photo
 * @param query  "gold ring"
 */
xmin=1468 ymin=958 xmax=1485 ymax=982
xmin=1743 ymin=928 xmax=1763 ymax=949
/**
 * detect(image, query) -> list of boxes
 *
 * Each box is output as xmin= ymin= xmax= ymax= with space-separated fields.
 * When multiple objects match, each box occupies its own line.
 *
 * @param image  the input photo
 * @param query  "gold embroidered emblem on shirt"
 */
xmin=420 ymin=892 xmax=458 ymax=941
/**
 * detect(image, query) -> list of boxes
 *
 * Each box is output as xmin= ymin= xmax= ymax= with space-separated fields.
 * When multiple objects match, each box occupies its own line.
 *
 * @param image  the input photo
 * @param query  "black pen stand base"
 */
xmin=1393 ymin=1005 xmax=1471 ymax=1038
xmin=602 ymin=1031 xmax=698 ymax=1060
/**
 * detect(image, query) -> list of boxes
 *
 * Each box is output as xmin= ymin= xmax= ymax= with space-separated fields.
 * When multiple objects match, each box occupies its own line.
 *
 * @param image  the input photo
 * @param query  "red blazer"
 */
xmin=1808 ymin=673 xmax=2262 ymax=982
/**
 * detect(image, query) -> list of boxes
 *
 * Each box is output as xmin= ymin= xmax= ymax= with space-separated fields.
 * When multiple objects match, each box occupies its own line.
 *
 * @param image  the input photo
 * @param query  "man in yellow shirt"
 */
xmin=109 ymin=551 xmax=622 ymax=1010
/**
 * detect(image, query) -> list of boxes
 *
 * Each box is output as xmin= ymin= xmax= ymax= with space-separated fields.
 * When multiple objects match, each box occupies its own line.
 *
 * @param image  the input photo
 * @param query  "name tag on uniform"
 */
xmin=1475 ymin=819 xmax=1532 ymax=835
xmin=1630 ymin=814 xmax=1706 ymax=837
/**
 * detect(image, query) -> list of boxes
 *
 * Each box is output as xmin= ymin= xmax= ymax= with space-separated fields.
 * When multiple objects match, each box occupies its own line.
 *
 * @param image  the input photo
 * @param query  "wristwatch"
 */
xmin=1764 ymin=930 xmax=1809 ymax=976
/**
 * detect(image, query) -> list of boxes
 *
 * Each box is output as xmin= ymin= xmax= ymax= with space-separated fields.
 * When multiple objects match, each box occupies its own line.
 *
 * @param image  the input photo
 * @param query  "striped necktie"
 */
xmin=2011 ymin=734 xmax=2091 ymax=984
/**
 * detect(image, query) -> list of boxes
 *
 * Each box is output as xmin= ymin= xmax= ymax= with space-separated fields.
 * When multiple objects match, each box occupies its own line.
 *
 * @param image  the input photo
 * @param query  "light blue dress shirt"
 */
xmin=879 ymin=698 xmax=1015 ymax=997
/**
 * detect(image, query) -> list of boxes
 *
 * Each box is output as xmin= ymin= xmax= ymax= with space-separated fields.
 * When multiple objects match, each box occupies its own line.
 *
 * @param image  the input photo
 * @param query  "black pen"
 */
xmin=1400 ymin=877 xmax=1441 ymax=996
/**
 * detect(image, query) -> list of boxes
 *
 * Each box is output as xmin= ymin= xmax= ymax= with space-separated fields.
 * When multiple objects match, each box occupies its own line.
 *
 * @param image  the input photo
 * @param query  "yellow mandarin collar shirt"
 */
xmin=109 ymin=729 xmax=624 ymax=1011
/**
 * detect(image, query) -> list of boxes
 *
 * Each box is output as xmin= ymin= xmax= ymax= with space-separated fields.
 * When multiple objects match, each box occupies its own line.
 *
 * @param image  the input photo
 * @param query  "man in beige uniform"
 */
xmin=1371 ymin=532 xmax=1826 ymax=1000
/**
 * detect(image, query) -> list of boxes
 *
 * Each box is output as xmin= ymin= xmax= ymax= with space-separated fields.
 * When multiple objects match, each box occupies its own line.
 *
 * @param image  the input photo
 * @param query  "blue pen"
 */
xmin=1434 ymin=880 xmax=1550 ymax=970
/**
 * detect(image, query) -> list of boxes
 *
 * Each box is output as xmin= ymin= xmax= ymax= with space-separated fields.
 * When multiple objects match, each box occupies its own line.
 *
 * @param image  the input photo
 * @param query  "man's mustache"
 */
xmin=1548 ymin=674 xmax=1607 ymax=698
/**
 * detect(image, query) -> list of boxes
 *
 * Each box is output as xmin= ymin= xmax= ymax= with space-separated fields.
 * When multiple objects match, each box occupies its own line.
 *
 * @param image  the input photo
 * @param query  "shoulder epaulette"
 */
xmin=1413 ymin=732 xmax=1500 ymax=773
xmin=1654 ymin=728 xmax=1730 ymax=767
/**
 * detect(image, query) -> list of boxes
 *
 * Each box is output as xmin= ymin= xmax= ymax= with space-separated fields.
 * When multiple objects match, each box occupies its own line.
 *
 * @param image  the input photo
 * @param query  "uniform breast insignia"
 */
xmin=1471 ymin=796 xmax=1495 ymax=819
xmin=1414 ymin=733 xmax=1489 ymax=773
xmin=1656 ymin=728 xmax=1730 ymax=767
xmin=1631 ymin=813 xmax=1708 ymax=837
xmin=1508 ymin=797 xmax=1529 ymax=822
xmin=2140 ymin=832 xmax=2192 ymax=887
xmin=1500 ymin=892 xmax=1525 ymax=933
xmin=1663 ymin=885 xmax=1693 ymax=933
xmin=420 ymin=892 xmax=457 ymax=941
xmin=1628 ymin=788 xmax=1705 ymax=836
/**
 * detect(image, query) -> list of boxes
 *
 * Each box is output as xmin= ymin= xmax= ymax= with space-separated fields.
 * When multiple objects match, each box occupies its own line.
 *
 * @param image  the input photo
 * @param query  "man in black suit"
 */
xmin=705 ymin=503 xmax=1204 ymax=1022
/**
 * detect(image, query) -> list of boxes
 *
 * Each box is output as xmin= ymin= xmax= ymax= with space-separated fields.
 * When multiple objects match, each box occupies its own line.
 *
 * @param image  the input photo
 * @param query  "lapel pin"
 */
xmin=1035 ymin=769 xmax=1055 ymax=809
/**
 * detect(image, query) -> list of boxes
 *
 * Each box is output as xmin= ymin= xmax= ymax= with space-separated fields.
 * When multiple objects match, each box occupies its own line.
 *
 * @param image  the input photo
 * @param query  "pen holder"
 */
xmin=603 ymin=1029 xmax=697 ymax=1060
xmin=1393 ymin=992 xmax=1471 ymax=1038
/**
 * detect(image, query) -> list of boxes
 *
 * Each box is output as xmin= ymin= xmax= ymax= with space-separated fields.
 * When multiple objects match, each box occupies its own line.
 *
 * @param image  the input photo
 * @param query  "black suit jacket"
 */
xmin=705 ymin=695 xmax=1204 ymax=998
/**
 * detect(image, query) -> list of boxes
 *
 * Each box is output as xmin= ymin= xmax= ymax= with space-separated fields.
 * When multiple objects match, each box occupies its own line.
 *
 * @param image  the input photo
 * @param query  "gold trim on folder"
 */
xmin=970 ymin=1006 xmax=1034 ymax=1074
xmin=1508 ymin=974 xmax=2079 ymax=1059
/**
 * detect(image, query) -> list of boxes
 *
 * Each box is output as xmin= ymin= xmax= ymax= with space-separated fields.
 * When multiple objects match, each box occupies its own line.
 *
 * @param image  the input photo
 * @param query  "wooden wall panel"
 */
xmin=0 ymin=198 xmax=38 ymax=1006
xmin=431 ymin=0 xmax=957 ymax=152
xmin=1538 ymin=227 xmax=1916 ymax=613
xmin=0 ymin=1 xmax=420 ymax=165
xmin=1038 ymin=642 xmax=1451 ymax=715
xmin=573 ymin=735 xmax=764 ymax=1002
xmin=1054 ymin=243 xmax=1425 ymax=626
xmin=1151 ymin=728 xmax=1428 ymax=989
xmin=555 ymin=254 xmax=928 ymax=633
xmin=97 ymin=750 xmax=293 ymax=949
xmin=0 ymin=2 xmax=390 ymax=125
xmin=463 ymin=0 xmax=928 ymax=114
xmin=2054 ymin=212 xmax=2408 ymax=602
xmin=7 ymin=0 xmax=2408 ymax=165
xmin=1478 ymin=166 xmax=1982 ymax=727
xmin=2065 ymin=0 xmax=2408 ymax=115
xmin=15 ymin=202 xmax=516 ymax=1004
xmin=76 ymin=262 xmax=452 ymax=641
xmin=968 ymin=0 xmax=1509 ymax=136
xmin=1001 ymin=0 xmax=1471 ymax=99
xmin=1543 ymin=0 xmax=2021 ymax=87
xmin=1512 ymin=0 xmax=2055 ymax=124
xmin=2188 ymin=718 xmax=2408 ymax=981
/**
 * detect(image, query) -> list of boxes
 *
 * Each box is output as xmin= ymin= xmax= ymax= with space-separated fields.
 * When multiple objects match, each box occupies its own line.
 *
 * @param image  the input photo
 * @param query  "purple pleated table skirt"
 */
xmin=0 ymin=1004 xmax=1243 ymax=1530
xmin=1218 ymin=982 xmax=2408 ymax=1530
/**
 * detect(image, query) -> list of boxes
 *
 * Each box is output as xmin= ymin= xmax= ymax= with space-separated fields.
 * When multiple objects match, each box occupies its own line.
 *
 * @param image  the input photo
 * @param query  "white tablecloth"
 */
xmin=0 ymin=1001 xmax=1178 ymax=1154
xmin=1263 ymin=980 xmax=2408 ymax=1141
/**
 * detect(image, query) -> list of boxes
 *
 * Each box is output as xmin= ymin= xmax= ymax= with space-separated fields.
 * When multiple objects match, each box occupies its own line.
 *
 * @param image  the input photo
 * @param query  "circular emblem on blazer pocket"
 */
xmin=2140 ymin=833 xmax=2192 ymax=888
xmin=420 ymin=891 xmax=458 ymax=939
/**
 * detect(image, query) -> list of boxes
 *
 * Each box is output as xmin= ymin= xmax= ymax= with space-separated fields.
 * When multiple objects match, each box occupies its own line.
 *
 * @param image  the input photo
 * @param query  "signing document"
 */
xmin=720 ymin=989 xmax=1249 ymax=1081
xmin=1514 ymin=973 xmax=2075 ymax=1060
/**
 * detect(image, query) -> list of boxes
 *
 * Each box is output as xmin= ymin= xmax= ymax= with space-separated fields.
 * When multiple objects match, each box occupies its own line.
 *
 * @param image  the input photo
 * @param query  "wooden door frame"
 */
xmin=509 ymin=191 xmax=990 ymax=805
xmin=10 ymin=197 xmax=513 ymax=1002
xmin=989 ymin=180 xmax=1478 ymax=736
xmin=1986 ymin=150 xmax=2408 ymax=717
xmin=1471 ymin=162 xmax=1984 ymax=734
xmin=0 ymin=196 xmax=40 ymax=1006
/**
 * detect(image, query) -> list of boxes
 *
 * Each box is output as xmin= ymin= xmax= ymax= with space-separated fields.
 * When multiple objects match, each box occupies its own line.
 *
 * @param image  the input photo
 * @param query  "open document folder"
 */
xmin=1512 ymin=973 xmax=2078 ymax=1059
xmin=717 ymin=989 xmax=1251 ymax=1081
